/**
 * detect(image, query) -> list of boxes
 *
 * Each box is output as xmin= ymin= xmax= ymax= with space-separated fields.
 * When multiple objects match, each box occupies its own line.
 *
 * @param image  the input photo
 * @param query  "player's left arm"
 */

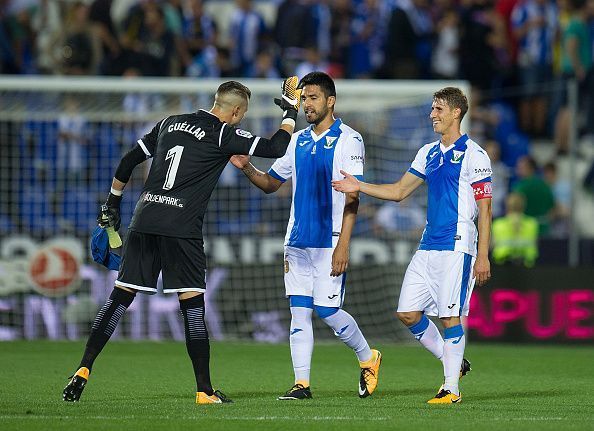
xmin=470 ymin=147 xmax=493 ymax=286
xmin=332 ymin=191 xmax=358 ymax=277
xmin=474 ymin=197 xmax=492 ymax=286
xmin=332 ymin=133 xmax=364 ymax=277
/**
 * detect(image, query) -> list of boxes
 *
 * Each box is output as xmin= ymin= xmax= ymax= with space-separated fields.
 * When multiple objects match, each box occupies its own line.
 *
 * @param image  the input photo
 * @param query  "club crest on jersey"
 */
xmin=235 ymin=129 xmax=253 ymax=139
xmin=324 ymin=136 xmax=337 ymax=149
xmin=451 ymin=150 xmax=465 ymax=163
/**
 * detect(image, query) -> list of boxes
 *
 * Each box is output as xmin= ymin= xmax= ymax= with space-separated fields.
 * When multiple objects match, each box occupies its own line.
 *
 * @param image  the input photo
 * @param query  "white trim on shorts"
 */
xmin=115 ymin=280 xmax=157 ymax=294
xmin=163 ymin=287 xmax=206 ymax=294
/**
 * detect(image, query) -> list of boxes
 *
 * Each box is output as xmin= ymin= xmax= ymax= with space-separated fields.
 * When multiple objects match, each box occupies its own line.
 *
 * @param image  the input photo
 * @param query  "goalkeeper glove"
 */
xmin=274 ymin=76 xmax=302 ymax=125
xmin=97 ymin=192 xmax=122 ymax=231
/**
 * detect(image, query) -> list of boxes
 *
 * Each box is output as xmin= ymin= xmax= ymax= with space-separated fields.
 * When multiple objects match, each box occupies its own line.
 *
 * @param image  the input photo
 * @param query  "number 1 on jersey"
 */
xmin=163 ymin=145 xmax=184 ymax=190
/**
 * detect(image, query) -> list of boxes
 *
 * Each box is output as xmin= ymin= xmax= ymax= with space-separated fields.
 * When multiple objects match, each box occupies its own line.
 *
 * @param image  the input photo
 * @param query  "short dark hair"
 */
xmin=298 ymin=71 xmax=336 ymax=98
xmin=216 ymin=81 xmax=251 ymax=101
xmin=433 ymin=87 xmax=468 ymax=120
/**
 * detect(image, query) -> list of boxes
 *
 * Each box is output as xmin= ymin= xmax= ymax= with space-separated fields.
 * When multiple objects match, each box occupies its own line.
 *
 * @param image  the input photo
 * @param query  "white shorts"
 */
xmin=397 ymin=250 xmax=475 ymax=318
xmin=284 ymin=240 xmax=345 ymax=307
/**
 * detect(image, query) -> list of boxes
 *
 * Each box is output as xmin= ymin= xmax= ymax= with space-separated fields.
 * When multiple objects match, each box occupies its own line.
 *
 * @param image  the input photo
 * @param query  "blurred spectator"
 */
xmin=512 ymin=155 xmax=555 ymax=235
xmin=251 ymin=49 xmax=280 ymax=78
xmin=543 ymin=161 xmax=571 ymax=236
xmin=459 ymin=0 xmax=510 ymax=92
xmin=0 ymin=1 xmax=35 ymax=74
xmin=136 ymin=4 xmax=176 ymax=76
xmin=31 ymin=0 xmax=62 ymax=74
xmin=57 ymin=2 xmax=101 ymax=75
xmin=273 ymin=0 xmax=315 ymax=76
xmin=485 ymin=140 xmax=511 ymax=218
xmin=295 ymin=46 xmax=329 ymax=79
xmin=554 ymin=0 xmax=593 ymax=154
xmin=182 ymin=0 xmax=218 ymax=77
xmin=492 ymin=192 xmax=539 ymax=267
xmin=383 ymin=0 xmax=432 ymax=79
xmin=511 ymin=0 xmax=558 ymax=137
xmin=470 ymin=88 xmax=530 ymax=169
xmin=228 ymin=0 xmax=268 ymax=77
xmin=348 ymin=0 xmax=383 ymax=78
xmin=431 ymin=4 xmax=459 ymax=79
xmin=57 ymin=95 xmax=88 ymax=186
xmin=328 ymin=0 xmax=353 ymax=78
xmin=88 ymin=0 xmax=122 ymax=76
xmin=308 ymin=0 xmax=332 ymax=64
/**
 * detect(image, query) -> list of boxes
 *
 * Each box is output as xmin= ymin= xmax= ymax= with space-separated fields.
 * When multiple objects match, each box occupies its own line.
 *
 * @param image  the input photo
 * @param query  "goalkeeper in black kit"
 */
xmin=63 ymin=78 xmax=302 ymax=404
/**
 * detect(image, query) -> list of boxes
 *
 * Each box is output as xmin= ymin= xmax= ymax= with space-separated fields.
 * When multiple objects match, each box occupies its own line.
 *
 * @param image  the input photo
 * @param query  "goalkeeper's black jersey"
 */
xmin=129 ymin=109 xmax=274 ymax=239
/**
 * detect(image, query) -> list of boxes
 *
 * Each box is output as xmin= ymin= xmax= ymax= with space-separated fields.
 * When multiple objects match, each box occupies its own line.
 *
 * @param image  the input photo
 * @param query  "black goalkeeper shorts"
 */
xmin=115 ymin=230 xmax=206 ymax=295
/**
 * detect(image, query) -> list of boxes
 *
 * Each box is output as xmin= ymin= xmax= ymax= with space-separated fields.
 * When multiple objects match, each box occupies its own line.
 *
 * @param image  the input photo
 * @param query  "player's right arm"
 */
xmin=332 ymin=171 xmax=423 ymax=202
xmin=230 ymin=155 xmax=283 ymax=194
xmin=219 ymin=76 xmax=301 ymax=159
xmin=97 ymin=120 xmax=160 ymax=231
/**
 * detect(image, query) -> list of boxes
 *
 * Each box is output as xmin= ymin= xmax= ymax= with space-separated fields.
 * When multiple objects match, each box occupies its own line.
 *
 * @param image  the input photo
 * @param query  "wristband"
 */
xmin=106 ymin=192 xmax=123 ymax=207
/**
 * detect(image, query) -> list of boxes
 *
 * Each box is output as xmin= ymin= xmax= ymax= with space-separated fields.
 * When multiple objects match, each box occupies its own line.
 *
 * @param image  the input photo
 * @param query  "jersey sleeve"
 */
xmin=468 ymin=147 xmax=493 ymax=184
xmin=137 ymin=119 xmax=164 ymax=158
xmin=268 ymin=134 xmax=296 ymax=182
xmin=339 ymin=133 xmax=365 ymax=180
xmin=408 ymin=145 xmax=430 ymax=179
xmin=218 ymin=123 xmax=261 ymax=155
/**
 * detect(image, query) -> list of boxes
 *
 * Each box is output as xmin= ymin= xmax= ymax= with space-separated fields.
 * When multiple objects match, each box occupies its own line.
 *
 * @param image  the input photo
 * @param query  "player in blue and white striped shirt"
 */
xmin=333 ymin=87 xmax=493 ymax=404
xmin=232 ymin=72 xmax=381 ymax=401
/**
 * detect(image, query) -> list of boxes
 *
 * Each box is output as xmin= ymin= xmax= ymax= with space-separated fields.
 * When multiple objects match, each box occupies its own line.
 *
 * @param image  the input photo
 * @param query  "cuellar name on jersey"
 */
xmin=143 ymin=192 xmax=185 ymax=208
xmin=167 ymin=122 xmax=206 ymax=140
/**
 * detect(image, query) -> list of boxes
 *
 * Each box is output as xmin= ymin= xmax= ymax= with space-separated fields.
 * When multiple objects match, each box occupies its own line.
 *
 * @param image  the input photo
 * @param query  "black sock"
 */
xmin=79 ymin=288 xmax=135 ymax=371
xmin=180 ymin=295 xmax=212 ymax=394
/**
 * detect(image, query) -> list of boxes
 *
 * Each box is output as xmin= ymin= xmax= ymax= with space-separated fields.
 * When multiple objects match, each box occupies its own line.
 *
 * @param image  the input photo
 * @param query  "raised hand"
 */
xmin=274 ymin=76 xmax=302 ymax=123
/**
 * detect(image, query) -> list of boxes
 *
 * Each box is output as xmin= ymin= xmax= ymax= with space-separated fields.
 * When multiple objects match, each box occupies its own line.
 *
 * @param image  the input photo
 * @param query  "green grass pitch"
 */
xmin=1 ymin=341 xmax=593 ymax=430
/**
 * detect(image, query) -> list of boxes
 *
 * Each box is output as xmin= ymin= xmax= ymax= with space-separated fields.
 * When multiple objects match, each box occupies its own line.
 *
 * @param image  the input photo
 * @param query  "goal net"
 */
xmin=0 ymin=77 xmax=469 ymax=342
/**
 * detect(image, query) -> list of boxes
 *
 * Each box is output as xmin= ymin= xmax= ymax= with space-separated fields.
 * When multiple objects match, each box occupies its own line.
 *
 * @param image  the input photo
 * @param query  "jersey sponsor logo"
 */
xmin=451 ymin=150 xmax=465 ymax=163
xmin=429 ymin=150 xmax=439 ymax=159
xmin=350 ymin=155 xmax=364 ymax=163
xmin=474 ymin=167 xmax=492 ymax=175
xmin=143 ymin=192 xmax=185 ymax=208
xmin=167 ymin=122 xmax=206 ymax=140
xmin=235 ymin=129 xmax=253 ymax=139
xmin=324 ymin=136 xmax=337 ymax=149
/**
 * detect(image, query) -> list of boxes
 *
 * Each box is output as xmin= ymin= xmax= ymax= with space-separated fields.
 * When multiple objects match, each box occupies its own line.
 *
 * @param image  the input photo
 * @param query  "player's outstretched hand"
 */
xmin=274 ymin=76 xmax=302 ymax=117
xmin=332 ymin=170 xmax=360 ymax=193
xmin=230 ymin=155 xmax=250 ymax=169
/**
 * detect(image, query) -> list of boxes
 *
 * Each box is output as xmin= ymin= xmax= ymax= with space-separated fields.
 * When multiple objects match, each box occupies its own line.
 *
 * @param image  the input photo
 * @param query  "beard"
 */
xmin=305 ymin=106 xmax=329 ymax=125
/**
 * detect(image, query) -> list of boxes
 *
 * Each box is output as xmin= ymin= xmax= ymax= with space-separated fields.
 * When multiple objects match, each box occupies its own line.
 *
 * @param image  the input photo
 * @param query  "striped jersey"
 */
xmin=511 ymin=0 xmax=558 ymax=67
xmin=408 ymin=134 xmax=492 ymax=256
xmin=269 ymin=118 xmax=365 ymax=248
